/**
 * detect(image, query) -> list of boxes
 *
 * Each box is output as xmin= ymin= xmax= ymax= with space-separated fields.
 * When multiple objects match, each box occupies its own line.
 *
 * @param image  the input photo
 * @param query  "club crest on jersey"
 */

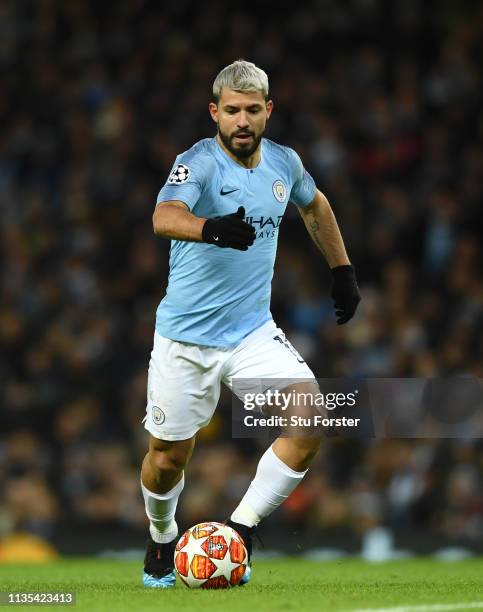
xmin=168 ymin=164 xmax=190 ymax=184
xmin=272 ymin=180 xmax=286 ymax=203
xmin=152 ymin=406 xmax=165 ymax=425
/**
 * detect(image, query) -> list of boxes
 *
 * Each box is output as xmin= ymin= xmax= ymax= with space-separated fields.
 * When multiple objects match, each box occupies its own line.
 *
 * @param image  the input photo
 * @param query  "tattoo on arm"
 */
xmin=300 ymin=191 xmax=350 ymax=267
xmin=309 ymin=217 xmax=325 ymax=254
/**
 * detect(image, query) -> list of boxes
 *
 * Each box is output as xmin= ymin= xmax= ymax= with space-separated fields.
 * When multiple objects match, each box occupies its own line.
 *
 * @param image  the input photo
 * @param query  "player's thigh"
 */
xmin=224 ymin=325 xmax=324 ymax=445
xmin=144 ymin=332 xmax=224 ymax=441
xmin=223 ymin=320 xmax=317 ymax=398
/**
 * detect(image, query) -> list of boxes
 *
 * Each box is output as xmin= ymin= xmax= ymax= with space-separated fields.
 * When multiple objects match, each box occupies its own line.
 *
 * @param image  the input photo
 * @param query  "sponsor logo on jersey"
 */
xmin=245 ymin=215 xmax=284 ymax=239
xmin=245 ymin=215 xmax=283 ymax=229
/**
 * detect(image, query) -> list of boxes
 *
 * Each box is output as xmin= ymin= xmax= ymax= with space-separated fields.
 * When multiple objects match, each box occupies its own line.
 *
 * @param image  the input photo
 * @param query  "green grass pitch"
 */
xmin=1 ymin=557 xmax=483 ymax=611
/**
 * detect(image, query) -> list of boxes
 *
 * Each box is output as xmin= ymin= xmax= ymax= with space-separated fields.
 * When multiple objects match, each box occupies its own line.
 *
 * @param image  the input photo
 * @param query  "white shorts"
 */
xmin=143 ymin=320 xmax=316 ymax=441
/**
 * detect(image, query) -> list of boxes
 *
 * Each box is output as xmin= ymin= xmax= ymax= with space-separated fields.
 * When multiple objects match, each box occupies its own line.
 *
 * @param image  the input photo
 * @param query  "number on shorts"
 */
xmin=273 ymin=334 xmax=305 ymax=363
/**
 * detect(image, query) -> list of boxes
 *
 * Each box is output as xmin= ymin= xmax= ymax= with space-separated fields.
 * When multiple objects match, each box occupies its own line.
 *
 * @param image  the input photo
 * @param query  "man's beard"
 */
xmin=218 ymin=125 xmax=263 ymax=159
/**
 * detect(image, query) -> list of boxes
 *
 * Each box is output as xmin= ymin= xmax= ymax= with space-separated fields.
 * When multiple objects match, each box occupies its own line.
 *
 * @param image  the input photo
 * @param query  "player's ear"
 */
xmin=266 ymin=99 xmax=274 ymax=119
xmin=208 ymin=102 xmax=218 ymax=123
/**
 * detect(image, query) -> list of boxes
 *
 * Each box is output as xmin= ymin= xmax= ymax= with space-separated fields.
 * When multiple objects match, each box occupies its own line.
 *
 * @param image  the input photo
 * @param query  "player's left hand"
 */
xmin=330 ymin=264 xmax=361 ymax=325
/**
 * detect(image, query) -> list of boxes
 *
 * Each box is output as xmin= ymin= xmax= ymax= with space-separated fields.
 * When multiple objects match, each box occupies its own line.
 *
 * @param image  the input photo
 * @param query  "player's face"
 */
xmin=209 ymin=89 xmax=273 ymax=159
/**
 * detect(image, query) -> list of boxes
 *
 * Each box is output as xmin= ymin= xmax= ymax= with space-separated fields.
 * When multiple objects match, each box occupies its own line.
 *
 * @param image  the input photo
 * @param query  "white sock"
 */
xmin=231 ymin=445 xmax=308 ymax=528
xmin=141 ymin=473 xmax=185 ymax=543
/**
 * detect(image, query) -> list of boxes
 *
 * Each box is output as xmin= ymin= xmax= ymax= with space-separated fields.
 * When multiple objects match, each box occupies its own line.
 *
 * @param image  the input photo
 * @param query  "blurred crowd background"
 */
xmin=1 ymin=0 xmax=482 ymax=557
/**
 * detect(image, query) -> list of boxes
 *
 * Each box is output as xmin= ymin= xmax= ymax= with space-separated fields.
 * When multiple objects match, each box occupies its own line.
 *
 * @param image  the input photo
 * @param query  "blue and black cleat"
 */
xmin=142 ymin=537 xmax=177 ymax=588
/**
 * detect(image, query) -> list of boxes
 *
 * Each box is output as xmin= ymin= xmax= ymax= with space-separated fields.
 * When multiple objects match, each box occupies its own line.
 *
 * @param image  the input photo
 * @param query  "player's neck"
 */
xmin=216 ymin=134 xmax=261 ymax=169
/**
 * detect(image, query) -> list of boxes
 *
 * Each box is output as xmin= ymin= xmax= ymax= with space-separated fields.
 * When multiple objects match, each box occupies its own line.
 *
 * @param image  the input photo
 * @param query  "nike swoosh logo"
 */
xmin=213 ymin=236 xmax=219 ymax=241
xmin=220 ymin=188 xmax=239 ymax=196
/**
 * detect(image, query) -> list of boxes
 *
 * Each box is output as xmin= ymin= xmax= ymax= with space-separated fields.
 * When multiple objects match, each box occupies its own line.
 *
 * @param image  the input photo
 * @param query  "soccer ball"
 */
xmin=174 ymin=522 xmax=248 ymax=589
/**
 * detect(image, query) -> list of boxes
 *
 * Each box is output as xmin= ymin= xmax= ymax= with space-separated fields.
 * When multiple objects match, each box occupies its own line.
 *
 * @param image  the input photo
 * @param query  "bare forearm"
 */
xmin=153 ymin=202 xmax=205 ymax=241
xmin=300 ymin=190 xmax=350 ymax=268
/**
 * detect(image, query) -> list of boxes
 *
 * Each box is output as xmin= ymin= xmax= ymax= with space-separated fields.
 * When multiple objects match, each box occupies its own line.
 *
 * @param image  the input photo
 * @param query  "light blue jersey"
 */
xmin=155 ymin=137 xmax=316 ymax=347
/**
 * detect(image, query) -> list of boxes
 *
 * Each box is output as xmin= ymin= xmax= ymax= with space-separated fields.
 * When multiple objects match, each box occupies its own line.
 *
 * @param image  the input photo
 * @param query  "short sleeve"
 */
xmin=156 ymin=152 xmax=211 ymax=211
xmin=287 ymin=148 xmax=316 ymax=208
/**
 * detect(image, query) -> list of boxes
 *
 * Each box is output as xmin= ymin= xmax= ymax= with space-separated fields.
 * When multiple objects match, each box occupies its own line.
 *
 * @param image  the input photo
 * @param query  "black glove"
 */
xmin=202 ymin=206 xmax=255 ymax=251
xmin=331 ymin=264 xmax=361 ymax=325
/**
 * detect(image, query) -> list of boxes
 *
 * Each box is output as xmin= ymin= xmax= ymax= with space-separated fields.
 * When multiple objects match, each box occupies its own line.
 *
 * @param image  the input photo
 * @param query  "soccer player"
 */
xmin=141 ymin=60 xmax=361 ymax=587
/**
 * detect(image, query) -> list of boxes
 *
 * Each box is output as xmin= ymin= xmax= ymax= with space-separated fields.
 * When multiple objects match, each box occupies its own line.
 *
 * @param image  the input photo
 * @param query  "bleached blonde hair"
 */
xmin=213 ymin=59 xmax=269 ymax=101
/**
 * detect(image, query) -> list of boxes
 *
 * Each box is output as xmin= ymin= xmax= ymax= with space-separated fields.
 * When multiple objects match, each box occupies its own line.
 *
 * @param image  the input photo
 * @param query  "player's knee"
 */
xmin=149 ymin=447 xmax=189 ymax=476
xmin=148 ymin=437 xmax=194 ymax=477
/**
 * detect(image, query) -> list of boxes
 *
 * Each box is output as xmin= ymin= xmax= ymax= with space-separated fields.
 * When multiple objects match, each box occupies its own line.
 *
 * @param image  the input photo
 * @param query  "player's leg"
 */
xmin=228 ymin=382 xmax=322 ymax=586
xmin=230 ymin=380 xmax=321 ymax=529
xmin=223 ymin=321 xmax=321 ymax=583
xmin=141 ymin=434 xmax=196 ymax=588
xmin=141 ymin=331 xmax=224 ymax=587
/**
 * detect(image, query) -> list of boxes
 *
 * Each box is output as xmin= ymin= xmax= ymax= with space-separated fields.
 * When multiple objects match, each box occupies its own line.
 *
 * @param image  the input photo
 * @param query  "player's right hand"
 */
xmin=201 ymin=206 xmax=256 ymax=251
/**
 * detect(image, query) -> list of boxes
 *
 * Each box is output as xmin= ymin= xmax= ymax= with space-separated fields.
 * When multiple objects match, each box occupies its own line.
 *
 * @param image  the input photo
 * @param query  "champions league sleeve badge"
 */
xmin=168 ymin=164 xmax=190 ymax=184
